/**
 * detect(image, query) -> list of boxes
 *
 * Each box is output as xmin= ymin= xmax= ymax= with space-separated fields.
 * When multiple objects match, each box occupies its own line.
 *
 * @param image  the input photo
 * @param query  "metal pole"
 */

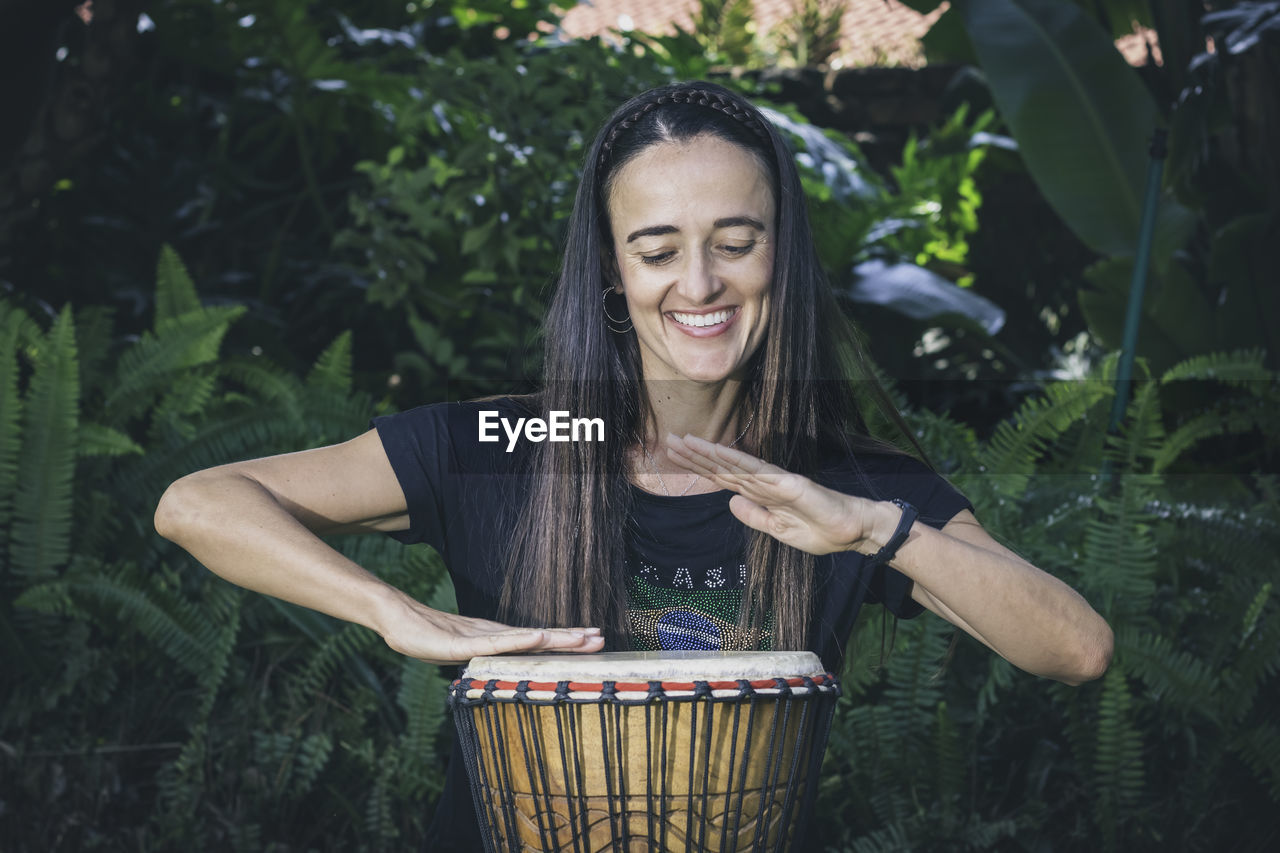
xmin=1107 ymin=128 xmax=1169 ymax=435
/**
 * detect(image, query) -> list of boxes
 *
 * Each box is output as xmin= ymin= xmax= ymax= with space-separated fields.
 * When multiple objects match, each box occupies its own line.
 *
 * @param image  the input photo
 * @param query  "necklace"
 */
xmin=637 ymin=411 xmax=755 ymax=497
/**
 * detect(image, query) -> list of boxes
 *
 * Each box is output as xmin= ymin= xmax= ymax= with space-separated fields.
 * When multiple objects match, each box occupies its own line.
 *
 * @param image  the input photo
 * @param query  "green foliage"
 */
xmin=957 ymin=0 xmax=1188 ymax=261
xmin=914 ymin=0 xmax=1280 ymax=374
xmin=335 ymin=37 xmax=672 ymax=398
xmin=823 ymin=352 xmax=1280 ymax=849
xmin=772 ymin=0 xmax=849 ymax=69
xmin=880 ymin=106 xmax=993 ymax=277
xmin=631 ymin=0 xmax=856 ymax=72
xmin=10 ymin=307 xmax=79 ymax=584
xmin=0 ymin=248 xmax=451 ymax=850
xmin=689 ymin=0 xmax=759 ymax=67
xmin=4 ymin=261 xmax=1277 ymax=849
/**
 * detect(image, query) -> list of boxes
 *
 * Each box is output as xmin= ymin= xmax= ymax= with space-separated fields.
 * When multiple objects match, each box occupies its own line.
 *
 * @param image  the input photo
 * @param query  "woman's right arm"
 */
xmin=153 ymin=428 xmax=603 ymax=664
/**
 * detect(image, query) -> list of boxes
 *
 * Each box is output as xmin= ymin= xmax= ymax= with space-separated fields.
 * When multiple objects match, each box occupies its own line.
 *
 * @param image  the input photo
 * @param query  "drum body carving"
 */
xmin=448 ymin=650 xmax=840 ymax=852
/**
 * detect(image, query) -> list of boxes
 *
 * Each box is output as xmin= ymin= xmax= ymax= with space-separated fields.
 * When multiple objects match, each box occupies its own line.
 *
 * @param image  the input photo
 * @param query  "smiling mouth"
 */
xmin=669 ymin=308 xmax=738 ymax=328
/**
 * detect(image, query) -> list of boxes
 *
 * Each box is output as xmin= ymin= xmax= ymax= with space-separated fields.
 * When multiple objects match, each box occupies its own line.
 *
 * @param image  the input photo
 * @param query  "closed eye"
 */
xmin=639 ymin=241 xmax=756 ymax=266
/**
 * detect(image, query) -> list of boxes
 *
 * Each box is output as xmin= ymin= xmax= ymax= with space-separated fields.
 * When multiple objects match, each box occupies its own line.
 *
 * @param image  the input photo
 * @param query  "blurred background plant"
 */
xmin=2 ymin=0 xmax=1277 ymax=849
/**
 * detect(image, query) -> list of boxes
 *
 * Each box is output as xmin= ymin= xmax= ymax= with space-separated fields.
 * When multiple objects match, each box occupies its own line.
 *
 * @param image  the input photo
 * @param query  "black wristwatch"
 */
xmin=867 ymin=499 xmax=918 ymax=566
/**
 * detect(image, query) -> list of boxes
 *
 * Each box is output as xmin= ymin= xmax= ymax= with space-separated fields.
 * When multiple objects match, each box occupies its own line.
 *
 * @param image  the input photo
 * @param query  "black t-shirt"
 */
xmin=372 ymin=397 xmax=973 ymax=850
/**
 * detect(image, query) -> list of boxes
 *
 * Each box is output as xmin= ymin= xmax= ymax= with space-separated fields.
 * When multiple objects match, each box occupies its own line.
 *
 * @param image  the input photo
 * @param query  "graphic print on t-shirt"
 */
xmin=625 ymin=556 xmax=772 ymax=652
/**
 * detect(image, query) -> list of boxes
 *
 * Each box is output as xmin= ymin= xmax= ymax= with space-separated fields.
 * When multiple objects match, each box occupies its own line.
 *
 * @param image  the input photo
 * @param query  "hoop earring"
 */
xmin=602 ymin=287 xmax=632 ymax=333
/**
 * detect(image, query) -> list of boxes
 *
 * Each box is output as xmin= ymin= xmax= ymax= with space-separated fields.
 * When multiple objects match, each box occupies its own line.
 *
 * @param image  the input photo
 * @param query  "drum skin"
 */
xmin=449 ymin=651 xmax=840 ymax=853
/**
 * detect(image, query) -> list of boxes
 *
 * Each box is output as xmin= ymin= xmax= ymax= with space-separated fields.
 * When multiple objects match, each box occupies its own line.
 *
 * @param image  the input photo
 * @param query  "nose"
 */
xmin=675 ymin=247 xmax=724 ymax=304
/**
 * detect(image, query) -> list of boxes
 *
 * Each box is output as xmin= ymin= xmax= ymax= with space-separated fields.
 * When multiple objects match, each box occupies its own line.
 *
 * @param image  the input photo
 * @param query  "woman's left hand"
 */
xmin=665 ymin=434 xmax=882 ymax=556
xmin=668 ymin=432 xmax=1115 ymax=686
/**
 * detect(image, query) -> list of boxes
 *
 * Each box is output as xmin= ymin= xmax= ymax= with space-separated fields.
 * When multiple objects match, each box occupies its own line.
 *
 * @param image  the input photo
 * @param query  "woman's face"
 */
xmin=606 ymin=134 xmax=776 ymax=385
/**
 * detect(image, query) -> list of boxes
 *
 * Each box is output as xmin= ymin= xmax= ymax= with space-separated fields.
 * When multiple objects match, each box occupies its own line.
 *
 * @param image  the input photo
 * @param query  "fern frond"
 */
xmin=1223 ymin=606 xmax=1280 ymax=721
xmin=76 ymin=422 xmax=144 ymax=457
xmin=106 ymin=305 xmax=245 ymax=422
xmin=834 ymin=703 xmax=908 ymax=823
xmin=1095 ymin=666 xmax=1145 ymax=851
xmin=251 ymin=728 xmax=333 ymax=800
xmin=1160 ymin=348 xmax=1270 ymax=387
xmin=295 ymin=732 xmax=334 ymax=796
xmin=156 ymin=723 xmax=208 ymax=826
xmin=846 ymin=820 xmax=913 ymax=853
xmin=155 ymin=244 xmax=203 ymax=323
xmin=883 ymin=615 xmax=950 ymax=719
xmin=307 ymin=330 xmax=354 ymax=393
xmin=72 ymin=304 xmax=118 ymax=401
xmin=1153 ymin=410 xmax=1227 ymax=473
xmin=395 ymin=658 xmax=447 ymax=798
xmin=1157 ymin=501 xmax=1279 ymax=585
xmin=152 ymin=370 xmax=218 ymax=428
xmin=228 ymin=820 xmax=263 ymax=853
xmin=365 ymin=749 xmax=399 ymax=848
xmin=298 ymin=386 xmax=379 ymax=444
xmin=975 ymin=655 xmax=1014 ymax=722
xmin=193 ymin=580 xmax=241 ymax=722
xmin=0 ymin=302 xmax=40 ymax=347
xmin=933 ymin=701 xmax=962 ymax=814
xmin=0 ymin=305 xmax=31 ymax=543
xmin=286 ymin=622 xmax=380 ymax=706
xmin=365 ymin=539 xmax=448 ymax=604
xmin=977 ymin=378 xmax=1112 ymax=498
xmin=1114 ymin=379 xmax=1165 ymax=469
xmin=1081 ymin=474 xmax=1159 ymax=617
xmin=1241 ymin=582 xmax=1271 ymax=646
xmin=252 ymin=730 xmax=298 ymax=792
xmin=1115 ymin=627 xmax=1219 ymax=715
xmin=16 ymin=564 xmax=219 ymax=676
xmin=122 ymin=406 xmax=312 ymax=503
xmin=220 ymin=357 xmax=303 ymax=414
xmin=1231 ymin=723 xmax=1280 ymax=802
xmin=11 ymin=306 xmax=79 ymax=582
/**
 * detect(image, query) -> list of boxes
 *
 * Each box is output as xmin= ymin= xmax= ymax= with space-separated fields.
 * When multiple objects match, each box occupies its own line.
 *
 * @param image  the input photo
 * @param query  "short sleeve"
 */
xmin=370 ymin=404 xmax=453 ymax=550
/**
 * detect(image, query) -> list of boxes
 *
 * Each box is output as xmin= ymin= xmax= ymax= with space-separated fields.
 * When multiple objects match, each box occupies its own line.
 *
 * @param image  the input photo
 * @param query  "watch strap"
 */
xmin=868 ymin=499 xmax=918 ymax=566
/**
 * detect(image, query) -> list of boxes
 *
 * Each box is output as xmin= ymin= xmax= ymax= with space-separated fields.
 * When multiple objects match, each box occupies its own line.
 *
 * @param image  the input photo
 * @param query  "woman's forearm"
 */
xmin=153 ymin=454 xmax=607 ymax=665
xmin=865 ymin=503 xmax=1113 ymax=685
xmin=154 ymin=468 xmax=405 ymax=635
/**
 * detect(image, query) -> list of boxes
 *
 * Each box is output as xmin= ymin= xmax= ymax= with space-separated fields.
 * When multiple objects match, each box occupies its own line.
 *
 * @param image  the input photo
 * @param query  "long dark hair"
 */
xmin=498 ymin=82 xmax=921 ymax=652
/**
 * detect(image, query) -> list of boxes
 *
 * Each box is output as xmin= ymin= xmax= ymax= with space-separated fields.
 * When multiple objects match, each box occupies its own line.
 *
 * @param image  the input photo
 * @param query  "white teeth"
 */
xmin=671 ymin=309 xmax=734 ymax=328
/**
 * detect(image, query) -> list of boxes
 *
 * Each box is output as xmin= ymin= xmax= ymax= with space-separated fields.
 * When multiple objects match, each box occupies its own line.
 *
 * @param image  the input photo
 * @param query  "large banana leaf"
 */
xmin=1079 ymin=257 xmax=1215 ymax=374
xmin=957 ymin=0 xmax=1192 ymax=262
xmin=849 ymin=260 xmax=1006 ymax=335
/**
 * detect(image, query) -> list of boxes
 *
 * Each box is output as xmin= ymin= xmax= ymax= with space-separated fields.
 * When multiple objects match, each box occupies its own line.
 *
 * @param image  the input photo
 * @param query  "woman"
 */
xmin=155 ymin=82 xmax=1113 ymax=848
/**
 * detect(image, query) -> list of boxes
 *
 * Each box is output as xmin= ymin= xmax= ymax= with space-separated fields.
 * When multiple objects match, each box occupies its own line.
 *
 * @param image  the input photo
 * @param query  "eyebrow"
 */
xmin=625 ymin=216 xmax=766 ymax=244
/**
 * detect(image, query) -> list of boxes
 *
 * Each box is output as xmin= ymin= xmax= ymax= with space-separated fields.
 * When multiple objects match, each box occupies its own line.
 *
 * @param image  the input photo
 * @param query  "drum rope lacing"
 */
xmin=452 ymin=673 xmax=836 ymax=705
xmin=448 ymin=671 xmax=840 ymax=852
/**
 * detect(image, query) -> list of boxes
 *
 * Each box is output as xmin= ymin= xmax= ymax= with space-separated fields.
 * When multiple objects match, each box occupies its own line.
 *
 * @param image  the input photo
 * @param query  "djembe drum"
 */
xmin=447 ymin=650 xmax=840 ymax=853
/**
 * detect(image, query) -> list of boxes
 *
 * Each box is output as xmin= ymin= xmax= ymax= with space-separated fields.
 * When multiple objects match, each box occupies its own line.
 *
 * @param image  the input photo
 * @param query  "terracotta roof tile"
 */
xmin=557 ymin=1 xmax=1154 ymax=69
xmin=558 ymin=0 xmax=935 ymax=68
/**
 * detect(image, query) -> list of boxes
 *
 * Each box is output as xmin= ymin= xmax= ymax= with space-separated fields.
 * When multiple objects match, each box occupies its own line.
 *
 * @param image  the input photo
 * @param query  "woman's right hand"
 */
xmin=377 ymin=593 xmax=604 ymax=665
xmin=156 ymin=428 xmax=608 ymax=667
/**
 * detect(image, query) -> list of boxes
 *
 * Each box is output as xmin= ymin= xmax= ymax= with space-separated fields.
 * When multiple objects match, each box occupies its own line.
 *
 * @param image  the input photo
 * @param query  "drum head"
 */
xmin=462 ymin=649 xmax=825 ymax=682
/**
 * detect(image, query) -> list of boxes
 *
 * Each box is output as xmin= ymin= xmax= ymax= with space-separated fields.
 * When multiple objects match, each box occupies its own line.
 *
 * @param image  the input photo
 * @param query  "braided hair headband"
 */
xmin=597 ymin=87 xmax=774 ymax=178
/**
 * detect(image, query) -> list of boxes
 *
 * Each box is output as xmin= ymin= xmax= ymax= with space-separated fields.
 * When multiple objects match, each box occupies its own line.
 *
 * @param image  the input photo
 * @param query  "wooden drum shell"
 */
xmin=449 ymin=651 xmax=840 ymax=853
